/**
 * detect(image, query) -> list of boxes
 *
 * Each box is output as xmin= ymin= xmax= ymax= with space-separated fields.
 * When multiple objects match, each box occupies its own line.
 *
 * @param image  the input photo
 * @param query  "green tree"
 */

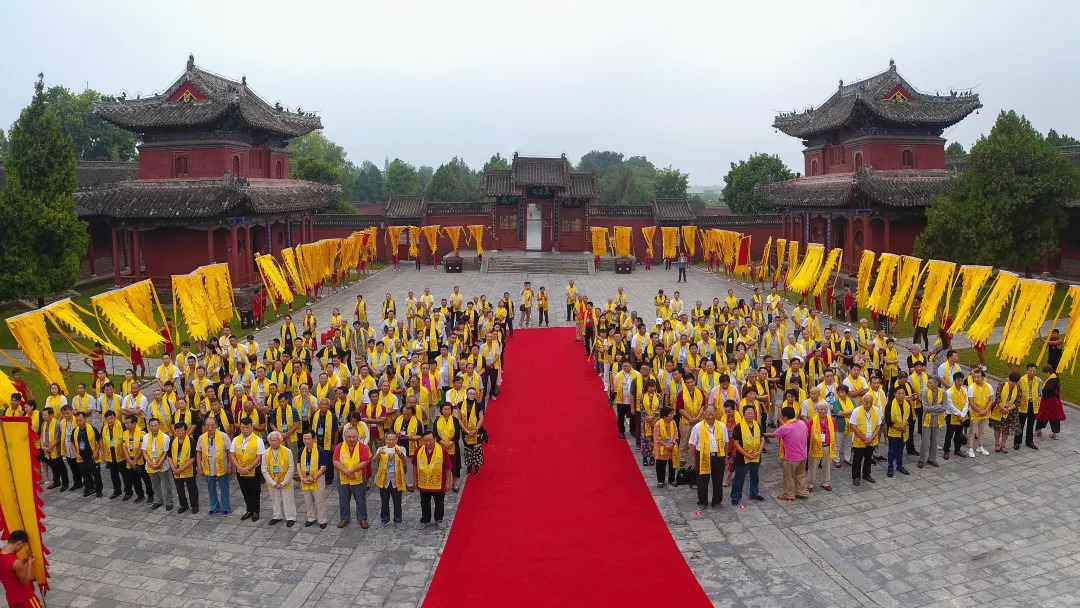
xmin=623 ymin=156 xmax=657 ymax=202
xmin=1046 ymin=129 xmax=1080 ymax=147
xmin=291 ymin=156 xmax=341 ymax=185
xmin=41 ymin=86 xmax=138 ymax=161
xmin=914 ymin=110 xmax=1080 ymax=274
xmin=384 ymin=159 xmax=421 ymax=196
xmin=417 ymin=165 xmax=434 ymax=193
xmin=722 ymin=153 xmax=794 ymax=214
xmin=652 ymin=166 xmax=689 ymax=198
xmin=287 ymin=132 xmax=368 ymax=200
xmin=0 ymin=74 xmax=87 ymax=305
xmin=352 ymin=161 xmax=383 ymax=201
xmin=601 ymin=166 xmax=643 ymax=206
xmin=426 ymin=157 xmax=475 ymax=202
xmin=483 ymin=153 xmax=509 ymax=171
xmin=945 ymin=141 xmax=966 ymax=157
xmin=0 ymin=129 xmax=8 ymax=160
xmin=578 ymin=150 xmax=624 ymax=183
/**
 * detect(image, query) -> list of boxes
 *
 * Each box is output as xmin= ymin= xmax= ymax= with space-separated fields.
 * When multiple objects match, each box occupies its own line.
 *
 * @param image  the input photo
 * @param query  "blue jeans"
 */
xmin=887 ymin=437 xmax=905 ymax=472
xmin=730 ymin=462 xmax=759 ymax=502
xmin=206 ymin=475 xmax=231 ymax=513
xmin=338 ymin=482 xmax=368 ymax=521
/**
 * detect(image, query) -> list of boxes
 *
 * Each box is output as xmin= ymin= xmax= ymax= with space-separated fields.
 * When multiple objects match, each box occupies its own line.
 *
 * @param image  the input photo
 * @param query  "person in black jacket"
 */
xmin=431 ymin=402 xmax=463 ymax=492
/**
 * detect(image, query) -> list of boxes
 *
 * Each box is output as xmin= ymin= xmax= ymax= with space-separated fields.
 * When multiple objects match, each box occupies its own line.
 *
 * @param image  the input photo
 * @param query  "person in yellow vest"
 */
xmin=729 ymin=404 xmax=764 ymax=505
xmin=689 ymin=405 xmax=727 ymax=508
xmin=807 ymin=402 xmax=837 ymax=492
xmin=965 ymin=368 xmax=994 ymax=457
xmin=271 ymin=394 xmax=301 ymax=456
xmin=140 ymin=417 xmax=175 ymax=510
xmin=991 ymin=372 xmax=1020 ymax=453
xmin=1014 ymin=363 xmax=1042 ymax=450
xmin=97 ymin=410 xmax=126 ymax=499
xmin=943 ymin=371 xmax=970 ymax=460
xmin=433 ymin=403 xmax=462 ymax=492
xmin=168 ymin=421 xmax=199 ymax=514
xmin=519 ymin=281 xmax=534 ymax=328
xmin=917 ymin=377 xmax=947 ymax=468
xmin=639 ymin=380 xmax=662 ymax=466
xmin=72 ymin=412 xmax=103 ymax=498
xmin=373 ymin=430 xmax=409 ymax=529
xmin=566 ymin=280 xmax=578 ymax=323
xmin=536 ymin=286 xmax=550 ymax=327
xmin=196 ymin=416 xmax=232 ymax=515
xmin=334 ymin=426 xmax=371 ymax=529
xmin=414 ymin=431 xmax=451 ymax=529
xmin=296 ymin=430 xmax=329 ymax=528
xmin=40 ymin=407 xmax=67 ymax=490
xmin=848 ymin=394 xmax=881 ymax=486
xmin=392 ymin=402 xmax=425 ymax=488
xmin=120 ymin=414 xmax=152 ymax=502
xmin=262 ymin=431 xmax=297 ymax=527
xmin=885 ymin=385 xmax=912 ymax=477
xmin=230 ymin=418 xmax=266 ymax=522
xmin=460 ymin=390 xmax=485 ymax=476
xmin=612 ymin=361 xmax=641 ymax=440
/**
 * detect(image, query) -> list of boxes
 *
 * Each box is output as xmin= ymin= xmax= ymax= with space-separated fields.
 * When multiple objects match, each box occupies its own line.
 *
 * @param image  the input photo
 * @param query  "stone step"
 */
xmin=484 ymin=255 xmax=592 ymax=275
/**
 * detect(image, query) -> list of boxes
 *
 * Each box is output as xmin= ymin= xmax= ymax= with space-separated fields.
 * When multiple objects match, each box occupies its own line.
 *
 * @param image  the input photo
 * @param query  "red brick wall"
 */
xmin=856 ymin=143 xmax=945 ymax=171
xmin=138 ymin=146 xmax=292 ymax=179
xmin=589 ymin=217 xmax=655 ymax=258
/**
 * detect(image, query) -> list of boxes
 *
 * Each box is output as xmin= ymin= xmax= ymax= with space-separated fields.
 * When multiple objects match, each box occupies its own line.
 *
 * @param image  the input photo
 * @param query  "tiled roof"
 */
xmin=94 ymin=55 xmax=322 ymax=138
xmin=773 ymin=61 xmax=981 ymax=139
xmin=755 ymin=169 xmax=949 ymax=208
xmin=479 ymin=154 xmax=599 ymax=198
xmin=312 ymin=214 xmax=383 ymax=228
xmin=591 ymin=204 xmax=652 ymax=217
xmin=567 ymin=172 xmax=599 ymax=198
xmin=480 ymin=170 xmax=514 ymax=196
xmin=384 ymin=195 xmax=426 ymax=219
xmin=74 ymin=175 xmax=339 ymax=219
xmin=1 ymin=160 xmax=139 ymax=190
xmin=697 ymin=214 xmax=783 ymax=227
xmin=651 ymin=197 xmax=697 ymax=222
xmin=425 ymin=201 xmax=490 ymax=216
xmin=512 ymin=155 xmax=569 ymax=187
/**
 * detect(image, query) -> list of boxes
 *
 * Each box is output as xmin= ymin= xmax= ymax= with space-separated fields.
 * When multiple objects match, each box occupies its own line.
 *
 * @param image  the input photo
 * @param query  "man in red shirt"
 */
xmin=0 ymin=530 xmax=41 ymax=608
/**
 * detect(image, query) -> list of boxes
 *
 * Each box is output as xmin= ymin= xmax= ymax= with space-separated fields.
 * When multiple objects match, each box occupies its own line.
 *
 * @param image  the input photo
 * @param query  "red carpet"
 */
xmin=423 ymin=327 xmax=710 ymax=608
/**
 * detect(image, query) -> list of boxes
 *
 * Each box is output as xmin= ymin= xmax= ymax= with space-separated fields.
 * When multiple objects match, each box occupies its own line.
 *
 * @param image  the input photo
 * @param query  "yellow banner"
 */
xmin=916 ymin=260 xmax=957 ymax=328
xmin=867 ymin=253 xmax=899 ymax=315
xmin=680 ymin=226 xmax=697 ymax=258
xmin=590 ymin=227 xmax=609 ymax=257
xmin=443 ymin=226 xmax=465 ymax=256
xmin=171 ymin=273 xmax=219 ymax=342
xmin=886 ymin=256 xmax=924 ymax=318
xmin=660 ymin=227 xmax=679 ymax=259
xmin=6 ymin=311 xmax=67 ymax=393
xmin=812 ymin=248 xmax=844 ymax=297
xmin=43 ymin=299 xmax=121 ymax=356
xmin=642 ymin=226 xmax=656 ymax=258
xmin=785 ymin=241 xmax=800 ymax=287
xmin=997 ymin=279 xmax=1055 ymax=365
xmin=0 ymin=369 xmax=17 ymax=408
xmin=758 ymin=237 xmax=772 ymax=281
xmin=856 ymin=250 xmax=876 ymax=310
xmin=773 ymin=239 xmax=787 ymax=284
xmin=408 ymin=226 xmax=421 ymax=257
xmin=421 ymin=225 xmax=441 ymax=258
xmin=255 ymin=254 xmax=294 ymax=307
xmin=789 ymin=244 xmax=825 ymax=294
xmin=0 ymin=418 xmax=50 ymax=585
xmin=949 ymin=265 xmax=995 ymax=333
xmin=966 ymin=271 xmax=1019 ymax=347
xmin=92 ymin=281 xmax=166 ymax=354
xmin=278 ymin=249 xmax=304 ymax=294
xmin=467 ymin=225 xmax=486 ymax=257
xmin=613 ymin=226 xmax=632 ymax=258
xmin=386 ymin=226 xmax=406 ymax=259
xmin=1049 ymin=285 xmax=1080 ymax=372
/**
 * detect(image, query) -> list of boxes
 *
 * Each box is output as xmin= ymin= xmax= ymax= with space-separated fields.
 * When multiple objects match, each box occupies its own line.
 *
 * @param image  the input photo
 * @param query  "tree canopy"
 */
xmin=652 ymin=166 xmax=689 ymax=198
xmin=384 ymin=159 xmax=422 ymax=196
xmin=576 ymin=151 xmax=671 ymax=205
xmin=945 ymin=141 xmax=966 ymax=157
xmin=40 ymin=86 xmax=138 ymax=161
xmin=0 ymin=74 xmax=87 ymax=304
xmin=352 ymin=161 xmax=384 ymax=202
xmin=721 ymin=153 xmax=794 ymax=214
xmin=914 ymin=110 xmax=1080 ymax=273
xmin=1046 ymin=129 xmax=1080 ymax=147
xmin=483 ymin=153 xmax=509 ymax=172
xmin=601 ymin=166 xmax=643 ymax=206
xmin=426 ymin=157 xmax=476 ymax=202
xmin=0 ymin=129 xmax=8 ymax=160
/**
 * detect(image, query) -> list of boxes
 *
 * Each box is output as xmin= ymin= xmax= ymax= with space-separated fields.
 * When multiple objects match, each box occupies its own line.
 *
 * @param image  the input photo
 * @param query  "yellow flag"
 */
xmin=758 ymin=237 xmax=772 ymax=281
xmin=680 ymin=226 xmax=698 ymax=257
xmin=613 ymin=226 xmax=632 ymax=258
xmin=812 ymin=248 xmax=844 ymax=297
xmin=6 ymin=311 xmax=67 ymax=393
xmin=789 ymin=244 xmax=825 ymax=294
xmin=254 ymin=254 xmax=294 ymax=307
xmin=950 ymin=265 xmax=994 ymax=332
xmin=408 ymin=226 xmax=421 ymax=257
xmin=590 ymin=227 xmax=609 ymax=257
xmin=867 ymin=253 xmax=899 ymax=315
xmin=467 ymin=225 xmax=486 ymax=257
xmin=966 ymin=271 xmax=1019 ymax=347
xmin=642 ymin=226 xmax=657 ymax=258
xmin=856 ymin=250 xmax=876 ymax=310
xmin=443 ymin=226 xmax=465 ymax=256
xmin=92 ymin=281 xmax=166 ymax=354
xmin=661 ymin=227 xmax=679 ymax=259
xmin=773 ymin=239 xmax=787 ymax=284
xmin=421 ymin=225 xmax=441 ymax=258
xmin=997 ymin=279 xmax=1055 ymax=365
xmin=0 ymin=418 xmax=50 ymax=585
xmin=172 ymin=273 xmax=219 ymax=341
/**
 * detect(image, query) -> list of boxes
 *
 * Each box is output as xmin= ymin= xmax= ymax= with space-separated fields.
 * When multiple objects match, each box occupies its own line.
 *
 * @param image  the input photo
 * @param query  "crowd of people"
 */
xmin=5 ymin=284 xmax=529 ymax=530
xmin=572 ymin=283 xmax=1066 ymax=506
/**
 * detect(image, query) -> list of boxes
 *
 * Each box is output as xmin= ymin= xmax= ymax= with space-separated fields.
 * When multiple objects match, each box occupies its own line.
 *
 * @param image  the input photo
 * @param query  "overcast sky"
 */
xmin=2 ymin=0 xmax=1078 ymax=185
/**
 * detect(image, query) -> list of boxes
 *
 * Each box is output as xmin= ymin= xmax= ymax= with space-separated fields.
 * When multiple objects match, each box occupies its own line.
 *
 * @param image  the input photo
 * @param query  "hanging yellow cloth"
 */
xmin=0 ymin=369 xmax=18 ymax=408
xmin=773 ymin=239 xmax=787 ymax=284
xmin=386 ymin=226 xmax=406 ymax=259
xmin=661 ymin=227 xmax=679 ymax=259
xmin=407 ymin=226 xmax=421 ymax=258
xmin=997 ymin=279 xmax=1055 ymax=365
xmin=443 ymin=226 xmax=465 ymax=256
xmin=887 ymin=255 xmax=924 ymax=318
xmin=735 ymin=235 xmax=752 ymax=275
xmin=812 ymin=248 xmax=844 ymax=297
xmin=590 ymin=227 xmax=609 ymax=257
xmin=641 ymin=226 xmax=656 ymax=259
xmin=467 ymin=225 xmax=486 ymax=257
xmin=680 ymin=226 xmax=698 ymax=258
xmin=949 ymin=265 xmax=994 ymax=332
xmin=171 ymin=273 xmax=220 ymax=341
xmin=758 ymin=237 xmax=772 ymax=281
xmin=363 ymin=227 xmax=378 ymax=261
xmin=254 ymin=254 xmax=294 ymax=307
xmin=278 ymin=248 xmax=305 ymax=293
xmin=92 ymin=281 xmax=166 ymax=354
xmin=856 ymin=250 xmax=876 ymax=310
xmin=0 ymin=418 xmax=51 ymax=587
xmin=43 ymin=299 xmax=121 ymax=355
xmin=867 ymin=253 xmax=899 ymax=315
xmin=916 ymin=260 xmax=957 ymax=328
xmin=788 ymin=244 xmax=825 ymax=294
xmin=966 ymin=271 xmax=1019 ymax=347
xmin=613 ymin=226 xmax=632 ymax=258
xmin=194 ymin=263 xmax=236 ymax=325
xmin=1048 ymin=285 xmax=1080 ymax=372
xmin=421 ymin=225 xmax=441 ymax=258
xmin=785 ymin=241 xmax=800 ymax=287
xmin=6 ymin=310 xmax=67 ymax=393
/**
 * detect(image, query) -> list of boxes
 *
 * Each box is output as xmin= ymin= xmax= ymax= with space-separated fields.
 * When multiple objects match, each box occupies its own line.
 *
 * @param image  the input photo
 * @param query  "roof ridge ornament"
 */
xmin=187 ymin=53 xmax=195 ymax=72
xmin=889 ymin=59 xmax=896 ymax=71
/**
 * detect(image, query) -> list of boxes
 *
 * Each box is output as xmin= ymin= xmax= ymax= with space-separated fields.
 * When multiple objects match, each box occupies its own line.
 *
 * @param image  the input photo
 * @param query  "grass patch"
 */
xmin=2 ymin=366 xmax=97 ymax=406
xmin=956 ymin=345 xmax=1076 ymax=405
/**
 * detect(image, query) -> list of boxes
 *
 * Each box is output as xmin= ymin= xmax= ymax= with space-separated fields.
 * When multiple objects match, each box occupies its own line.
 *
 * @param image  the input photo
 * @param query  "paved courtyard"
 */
xmin=37 ymin=262 xmax=1079 ymax=607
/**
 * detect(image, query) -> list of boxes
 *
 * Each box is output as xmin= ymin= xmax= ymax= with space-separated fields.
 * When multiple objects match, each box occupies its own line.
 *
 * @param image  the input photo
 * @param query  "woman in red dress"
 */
xmin=1035 ymin=364 xmax=1065 ymax=439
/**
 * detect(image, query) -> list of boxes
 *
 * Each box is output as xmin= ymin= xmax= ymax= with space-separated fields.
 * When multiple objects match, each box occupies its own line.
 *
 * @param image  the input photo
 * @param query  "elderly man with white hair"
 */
xmin=261 ymin=430 xmax=297 ymax=527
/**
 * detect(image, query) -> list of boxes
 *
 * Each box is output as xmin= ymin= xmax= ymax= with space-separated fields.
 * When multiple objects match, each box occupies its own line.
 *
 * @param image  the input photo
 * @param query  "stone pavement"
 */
xmin=30 ymin=265 xmax=1080 ymax=607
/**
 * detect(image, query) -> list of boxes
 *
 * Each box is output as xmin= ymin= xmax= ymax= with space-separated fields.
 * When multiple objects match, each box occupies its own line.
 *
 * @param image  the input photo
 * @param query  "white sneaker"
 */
xmin=978 ymin=446 xmax=990 ymax=456
xmin=966 ymin=448 xmax=976 ymax=458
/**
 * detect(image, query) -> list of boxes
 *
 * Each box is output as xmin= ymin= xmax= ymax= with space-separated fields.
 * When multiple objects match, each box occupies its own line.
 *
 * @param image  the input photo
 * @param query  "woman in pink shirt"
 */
xmin=765 ymin=405 xmax=809 ymax=501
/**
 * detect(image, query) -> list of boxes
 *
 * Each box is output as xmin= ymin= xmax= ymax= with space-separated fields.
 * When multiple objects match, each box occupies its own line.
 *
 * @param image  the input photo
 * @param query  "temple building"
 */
xmin=75 ymin=55 xmax=339 ymax=286
xmin=758 ymin=61 xmax=982 ymax=271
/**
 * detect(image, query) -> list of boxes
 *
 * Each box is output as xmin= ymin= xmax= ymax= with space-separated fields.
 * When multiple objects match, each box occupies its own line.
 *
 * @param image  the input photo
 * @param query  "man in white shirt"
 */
xmin=261 ymin=431 xmax=297 ymax=526
xmin=230 ymin=418 xmax=267 ymax=522
xmin=122 ymin=385 xmax=149 ymax=428
xmin=965 ymin=368 xmax=995 ymax=457
xmin=689 ymin=405 xmax=728 ymax=508
xmin=197 ymin=417 xmax=233 ymax=515
xmin=936 ymin=350 xmax=962 ymax=388
xmin=140 ymin=418 xmax=174 ymax=511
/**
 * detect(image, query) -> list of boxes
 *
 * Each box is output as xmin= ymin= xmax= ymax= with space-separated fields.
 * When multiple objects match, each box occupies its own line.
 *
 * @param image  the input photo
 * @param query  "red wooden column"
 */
xmin=883 ymin=215 xmax=892 ymax=253
xmin=111 ymin=227 xmax=121 ymax=285
xmin=87 ymin=230 xmax=97 ymax=276
xmin=863 ymin=217 xmax=874 ymax=253
xmin=228 ymin=224 xmax=240 ymax=282
xmin=244 ymin=224 xmax=253 ymax=285
xmin=131 ymin=230 xmax=143 ymax=280
xmin=207 ymin=227 xmax=215 ymax=264
xmin=845 ymin=214 xmax=855 ymax=272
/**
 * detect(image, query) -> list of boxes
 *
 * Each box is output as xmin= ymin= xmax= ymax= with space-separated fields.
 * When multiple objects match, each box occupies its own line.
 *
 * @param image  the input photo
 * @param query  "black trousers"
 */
xmin=615 ymin=403 xmax=632 ymax=436
xmin=105 ymin=462 xmax=123 ymax=495
xmin=944 ymin=423 xmax=966 ymax=454
xmin=567 ymin=303 xmax=575 ymax=322
xmin=66 ymin=457 xmax=84 ymax=487
xmin=1015 ymin=411 xmax=1037 ymax=446
xmin=48 ymin=457 xmax=68 ymax=486
xmin=236 ymin=474 xmax=262 ymax=514
xmin=584 ymin=326 xmax=595 ymax=355
xmin=906 ymin=409 xmax=923 ymax=453
xmin=380 ymin=486 xmax=403 ymax=523
xmin=123 ymin=465 xmax=153 ymax=498
xmin=486 ymin=368 xmax=500 ymax=398
xmin=78 ymin=460 xmax=103 ymax=495
xmin=849 ymin=307 xmax=858 ymax=323
xmin=420 ymin=491 xmax=445 ymax=523
xmin=696 ymin=455 xmax=725 ymax=505
xmin=538 ymin=309 xmax=549 ymax=326
xmin=1036 ymin=419 xmax=1062 ymax=433
xmin=506 ymin=316 xmax=514 ymax=337
xmin=912 ymin=327 xmax=929 ymax=350
xmin=665 ymin=259 xmax=672 ymax=270
xmin=678 ymin=268 xmax=687 ymax=282
xmin=655 ymin=459 xmax=675 ymax=484
xmin=851 ymin=446 xmax=874 ymax=480
xmin=174 ymin=475 xmax=200 ymax=510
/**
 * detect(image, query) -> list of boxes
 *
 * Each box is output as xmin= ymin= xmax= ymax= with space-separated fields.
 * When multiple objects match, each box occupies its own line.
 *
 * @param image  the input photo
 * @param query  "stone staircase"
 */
xmin=484 ymin=253 xmax=592 ymax=275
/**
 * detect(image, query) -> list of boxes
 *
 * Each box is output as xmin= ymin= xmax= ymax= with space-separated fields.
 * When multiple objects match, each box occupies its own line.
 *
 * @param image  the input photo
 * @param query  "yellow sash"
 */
xmin=300 ymin=447 xmax=321 ymax=490
xmin=338 ymin=441 xmax=366 ymax=485
xmin=265 ymin=447 xmax=291 ymax=487
xmin=681 ymin=387 xmax=703 ymax=419
xmin=435 ymin=416 xmax=457 ymax=455
xmin=200 ymin=432 xmax=227 ymax=476
xmin=170 ymin=436 xmax=194 ymax=478
xmin=374 ymin=446 xmax=407 ymax=489
xmin=698 ymin=420 xmax=725 ymax=473
xmin=235 ymin=435 xmax=260 ymax=477
xmin=145 ymin=431 xmax=167 ymax=473
xmin=923 ymin=389 xmax=946 ymax=428
xmin=416 ymin=444 xmax=444 ymax=491
xmin=656 ymin=419 xmax=680 ymax=468
xmin=738 ymin=420 xmax=760 ymax=463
